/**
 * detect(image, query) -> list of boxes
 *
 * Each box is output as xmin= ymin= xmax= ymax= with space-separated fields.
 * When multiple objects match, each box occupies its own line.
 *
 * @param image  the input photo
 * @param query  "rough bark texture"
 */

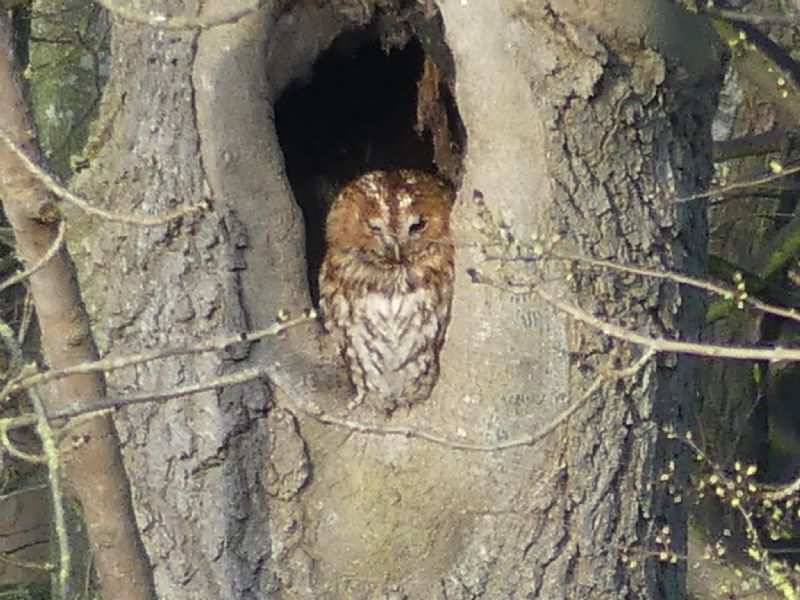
xmin=71 ymin=3 xmax=270 ymax=597
xmin=528 ymin=2 xmax=714 ymax=593
xmin=70 ymin=0 xmax=721 ymax=598
xmin=0 ymin=14 xmax=154 ymax=600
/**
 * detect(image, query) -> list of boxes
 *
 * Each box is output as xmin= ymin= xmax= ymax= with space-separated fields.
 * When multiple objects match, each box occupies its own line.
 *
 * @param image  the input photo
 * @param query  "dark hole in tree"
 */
xmin=275 ymin=25 xmax=463 ymax=302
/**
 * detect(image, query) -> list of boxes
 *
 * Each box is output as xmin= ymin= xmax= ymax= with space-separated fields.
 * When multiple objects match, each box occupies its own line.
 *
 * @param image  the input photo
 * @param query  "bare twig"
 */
xmin=670 ymin=162 xmax=800 ymax=204
xmin=0 ymin=419 xmax=46 ymax=463
xmin=4 ymin=313 xmax=313 ymax=397
xmin=551 ymin=252 xmax=800 ymax=325
xmin=30 ymin=388 xmax=69 ymax=600
xmin=705 ymin=6 xmax=800 ymax=27
xmin=3 ymin=366 xmax=270 ymax=433
xmin=1 ymin=349 xmax=647 ymax=457
xmin=534 ymin=284 xmax=800 ymax=362
xmin=0 ymin=318 xmax=22 ymax=378
xmin=0 ymin=551 xmax=51 ymax=572
xmin=0 ymin=127 xmax=206 ymax=226
xmin=268 ymin=349 xmax=654 ymax=453
xmin=765 ymin=473 xmax=800 ymax=502
xmin=0 ymin=482 xmax=48 ymax=501
xmin=469 ymin=266 xmax=800 ymax=363
xmin=0 ymin=220 xmax=65 ymax=295
xmin=17 ymin=290 xmax=34 ymax=346
xmin=713 ymin=129 xmax=800 ymax=162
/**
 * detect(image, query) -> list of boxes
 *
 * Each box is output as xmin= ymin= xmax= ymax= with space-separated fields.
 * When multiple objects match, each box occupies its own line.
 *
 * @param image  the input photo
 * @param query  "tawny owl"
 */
xmin=319 ymin=169 xmax=455 ymax=413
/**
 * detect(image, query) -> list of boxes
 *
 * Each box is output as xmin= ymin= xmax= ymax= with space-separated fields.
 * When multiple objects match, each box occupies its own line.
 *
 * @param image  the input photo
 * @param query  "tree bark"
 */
xmin=0 ymin=13 xmax=155 ymax=600
xmin=70 ymin=1 xmax=722 ymax=598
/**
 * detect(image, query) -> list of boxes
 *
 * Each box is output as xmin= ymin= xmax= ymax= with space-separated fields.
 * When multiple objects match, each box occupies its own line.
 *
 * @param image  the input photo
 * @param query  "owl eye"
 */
xmin=408 ymin=218 xmax=427 ymax=235
xmin=367 ymin=222 xmax=382 ymax=234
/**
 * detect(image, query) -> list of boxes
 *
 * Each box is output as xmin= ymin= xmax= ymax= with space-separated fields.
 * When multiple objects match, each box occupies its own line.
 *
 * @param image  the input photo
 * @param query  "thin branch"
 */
xmin=0 ymin=327 xmax=43 ymax=463
xmin=0 ymin=317 xmax=311 ymax=433
xmin=17 ymin=290 xmax=34 ymax=346
xmin=0 ymin=551 xmax=51 ymax=572
xmin=713 ymin=129 xmax=800 ymax=162
xmin=0 ymin=219 xmax=65 ymax=295
xmin=0 ymin=419 xmax=46 ymax=463
xmin=19 ymin=366 xmax=268 ymax=431
xmin=532 ymin=284 xmax=800 ymax=362
xmin=471 ymin=185 xmax=800 ymax=355
xmin=30 ymin=388 xmax=69 ymax=600
xmin=551 ymin=251 xmax=800 ymax=325
xmin=268 ymin=349 xmax=654 ymax=453
xmin=5 ymin=313 xmax=313 ymax=397
xmin=765 ymin=473 xmax=800 ymax=502
xmin=705 ymin=6 xmax=800 ymax=27
xmin=6 ymin=351 xmax=649 ymax=455
xmin=0 ymin=317 xmax=22 ymax=378
xmin=0 ymin=482 xmax=48 ymax=501
xmin=670 ymin=162 xmax=800 ymax=203
xmin=0 ymin=127 xmax=206 ymax=227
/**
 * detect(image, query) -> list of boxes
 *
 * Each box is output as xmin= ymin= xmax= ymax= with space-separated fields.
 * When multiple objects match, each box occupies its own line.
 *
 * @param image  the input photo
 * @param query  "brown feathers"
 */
xmin=319 ymin=169 xmax=455 ymax=412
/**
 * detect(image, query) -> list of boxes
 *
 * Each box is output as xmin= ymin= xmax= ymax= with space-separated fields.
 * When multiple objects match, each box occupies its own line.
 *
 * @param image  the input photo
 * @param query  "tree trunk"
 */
xmin=71 ymin=1 xmax=722 ymax=598
xmin=70 ymin=3 xmax=288 ymax=596
xmin=0 ymin=12 xmax=155 ymax=599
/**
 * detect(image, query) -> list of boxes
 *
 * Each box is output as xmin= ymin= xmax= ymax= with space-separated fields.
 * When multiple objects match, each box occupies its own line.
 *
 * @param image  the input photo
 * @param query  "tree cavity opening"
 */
xmin=274 ymin=8 xmax=465 ymax=301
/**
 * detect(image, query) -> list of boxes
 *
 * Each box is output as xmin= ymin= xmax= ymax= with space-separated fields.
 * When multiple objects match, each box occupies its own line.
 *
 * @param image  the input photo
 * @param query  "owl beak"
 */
xmin=387 ymin=241 xmax=402 ymax=262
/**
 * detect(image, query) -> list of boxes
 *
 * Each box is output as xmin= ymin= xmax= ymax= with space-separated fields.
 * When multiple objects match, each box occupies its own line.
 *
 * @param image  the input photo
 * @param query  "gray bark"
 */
xmin=71 ymin=2 xmax=273 ymax=596
xmin=70 ymin=1 xmax=721 ymax=598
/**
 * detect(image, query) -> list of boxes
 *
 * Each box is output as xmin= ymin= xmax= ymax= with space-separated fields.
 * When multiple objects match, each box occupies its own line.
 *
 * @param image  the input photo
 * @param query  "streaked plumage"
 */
xmin=319 ymin=169 xmax=455 ymax=412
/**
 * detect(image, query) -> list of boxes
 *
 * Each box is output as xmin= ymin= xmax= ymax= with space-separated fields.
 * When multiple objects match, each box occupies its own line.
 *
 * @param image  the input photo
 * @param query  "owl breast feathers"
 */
xmin=319 ymin=169 xmax=455 ymax=412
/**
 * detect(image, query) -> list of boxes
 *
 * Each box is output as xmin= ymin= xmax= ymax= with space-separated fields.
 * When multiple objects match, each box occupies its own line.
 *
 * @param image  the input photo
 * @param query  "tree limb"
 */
xmin=0 ymin=15 xmax=155 ymax=600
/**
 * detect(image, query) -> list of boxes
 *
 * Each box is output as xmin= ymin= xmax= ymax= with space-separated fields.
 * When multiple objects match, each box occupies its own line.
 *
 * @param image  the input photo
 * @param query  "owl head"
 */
xmin=324 ymin=169 xmax=454 ymax=267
